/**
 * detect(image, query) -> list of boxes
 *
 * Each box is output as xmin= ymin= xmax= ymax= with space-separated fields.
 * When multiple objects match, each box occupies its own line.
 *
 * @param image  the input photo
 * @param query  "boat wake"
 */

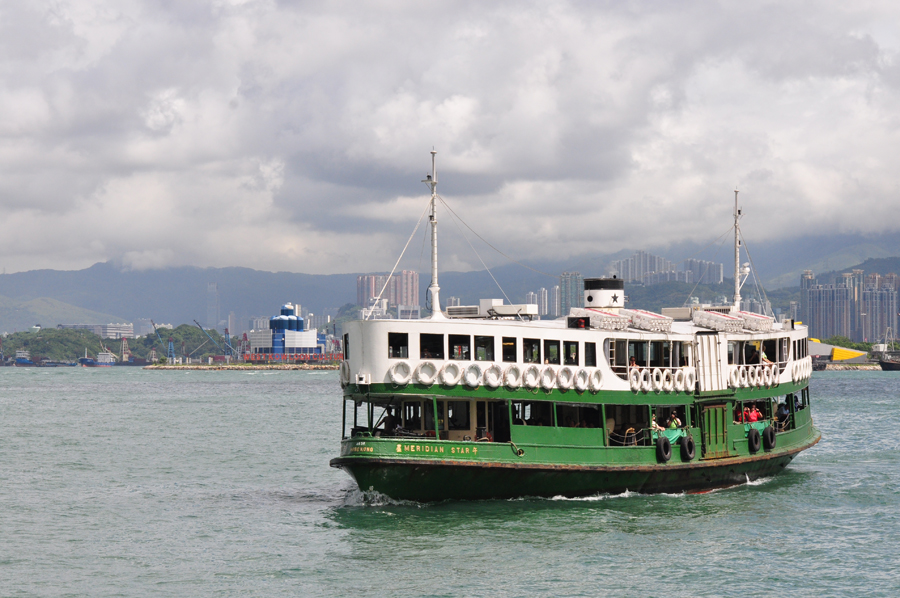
xmin=340 ymin=487 xmax=423 ymax=508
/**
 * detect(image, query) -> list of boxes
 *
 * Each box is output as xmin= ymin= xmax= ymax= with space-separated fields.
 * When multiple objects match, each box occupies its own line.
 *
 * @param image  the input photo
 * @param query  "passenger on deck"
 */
xmin=747 ymin=405 xmax=761 ymax=422
xmin=776 ymin=402 xmax=790 ymax=422
xmin=651 ymin=415 xmax=665 ymax=432
xmin=666 ymin=413 xmax=681 ymax=429
xmin=735 ymin=405 xmax=745 ymax=423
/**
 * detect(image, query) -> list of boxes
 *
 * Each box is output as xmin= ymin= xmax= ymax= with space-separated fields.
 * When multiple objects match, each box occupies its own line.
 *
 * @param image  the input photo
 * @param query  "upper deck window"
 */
xmin=585 ymin=342 xmax=597 ymax=367
xmin=544 ymin=340 xmax=560 ymax=365
xmin=474 ymin=336 xmax=494 ymax=361
xmin=502 ymin=337 xmax=517 ymax=362
xmin=564 ymin=341 xmax=579 ymax=366
xmin=388 ymin=332 xmax=408 ymax=358
xmin=420 ymin=334 xmax=444 ymax=359
xmin=449 ymin=334 xmax=470 ymax=360
xmin=343 ymin=333 xmax=349 ymax=360
xmin=523 ymin=338 xmax=541 ymax=363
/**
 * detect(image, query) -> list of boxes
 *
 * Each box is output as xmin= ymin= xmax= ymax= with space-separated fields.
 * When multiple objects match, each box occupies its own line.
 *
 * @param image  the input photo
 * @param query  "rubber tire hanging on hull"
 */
xmin=747 ymin=428 xmax=762 ymax=453
xmin=763 ymin=425 xmax=777 ymax=450
xmin=680 ymin=435 xmax=696 ymax=461
xmin=656 ymin=436 xmax=672 ymax=462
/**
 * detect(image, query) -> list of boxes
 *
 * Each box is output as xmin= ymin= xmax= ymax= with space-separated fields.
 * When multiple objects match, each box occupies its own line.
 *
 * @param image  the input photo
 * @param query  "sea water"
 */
xmin=0 ymin=367 xmax=897 ymax=597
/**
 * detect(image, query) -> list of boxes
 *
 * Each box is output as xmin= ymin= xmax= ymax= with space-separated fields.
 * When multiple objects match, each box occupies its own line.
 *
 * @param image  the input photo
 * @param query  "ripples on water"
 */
xmin=1 ymin=368 xmax=897 ymax=597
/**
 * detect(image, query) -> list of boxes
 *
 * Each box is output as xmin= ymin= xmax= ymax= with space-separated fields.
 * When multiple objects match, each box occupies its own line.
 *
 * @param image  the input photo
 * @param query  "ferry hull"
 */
xmin=331 ymin=431 xmax=820 ymax=502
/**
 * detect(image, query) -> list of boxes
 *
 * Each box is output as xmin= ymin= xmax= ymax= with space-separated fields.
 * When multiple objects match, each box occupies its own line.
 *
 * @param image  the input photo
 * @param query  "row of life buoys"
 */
xmin=791 ymin=357 xmax=811 ymax=384
xmin=628 ymin=367 xmax=695 ymax=394
xmin=386 ymin=361 xmax=608 ymax=392
xmin=729 ymin=364 xmax=780 ymax=389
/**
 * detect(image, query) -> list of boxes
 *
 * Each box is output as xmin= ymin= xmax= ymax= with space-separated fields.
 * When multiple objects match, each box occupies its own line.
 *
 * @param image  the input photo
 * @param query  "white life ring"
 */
xmin=415 ymin=361 xmax=438 ymax=386
xmin=683 ymin=368 xmax=696 ymax=392
xmin=629 ymin=367 xmax=641 ymax=392
xmin=574 ymin=368 xmax=590 ymax=392
xmin=651 ymin=368 xmax=664 ymax=393
xmin=541 ymin=366 xmax=557 ymax=390
xmin=339 ymin=360 xmax=351 ymax=387
xmin=662 ymin=369 xmax=674 ymax=393
xmin=804 ymin=358 xmax=811 ymax=379
xmin=440 ymin=362 xmax=463 ymax=386
xmin=739 ymin=365 xmax=750 ymax=388
xmin=791 ymin=361 xmax=799 ymax=383
xmin=523 ymin=364 xmax=541 ymax=389
xmin=464 ymin=363 xmax=482 ymax=388
xmin=673 ymin=369 xmax=685 ymax=393
xmin=557 ymin=366 xmax=575 ymax=390
xmin=484 ymin=363 xmax=503 ymax=388
xmin=729 ymin=367 xmax=740 ymax=389
xmin=389 ymin=361 xmax=412 ymax=385
xmin=640 ymin=368 xmax=652 ymax=393
xmin=589 ymin=369 xmax=604 ymax=393
xmin=748 ymin=365 xmax=758 ymax=387
xmin=504 ymin=364 xmax=522 ymax=389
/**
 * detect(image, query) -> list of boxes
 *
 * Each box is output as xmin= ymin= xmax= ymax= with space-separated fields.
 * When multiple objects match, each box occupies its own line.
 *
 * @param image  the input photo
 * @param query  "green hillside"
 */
xmin=0 ymin=294 xmax=128 ymax=335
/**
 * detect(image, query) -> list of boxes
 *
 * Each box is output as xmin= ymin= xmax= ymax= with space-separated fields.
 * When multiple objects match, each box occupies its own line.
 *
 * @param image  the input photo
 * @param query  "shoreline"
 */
xmin=822 ymin=363 xmax=883 ymax=371
xmin=143 ymin=364 xmax=339 ymax=371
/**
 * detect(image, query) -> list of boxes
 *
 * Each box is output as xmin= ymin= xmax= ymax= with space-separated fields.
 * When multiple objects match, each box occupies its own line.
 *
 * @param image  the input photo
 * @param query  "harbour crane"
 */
xmin=193 ymin=320 xmax=229 ymax=357
xmin=150 ymin=320 xmax=176 ymax=364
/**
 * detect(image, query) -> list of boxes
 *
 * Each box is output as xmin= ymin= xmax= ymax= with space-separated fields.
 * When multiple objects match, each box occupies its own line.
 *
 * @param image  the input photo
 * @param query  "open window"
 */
xmin=511 ymin=401 xmax=554 ymax=426
xmin=449 ymin=334 xmax=470 ymax=360
xmin=544 ymin=340 xmax=560 ymax=365
xmin=585 ymin=342 xmax=597 ymax=367
xmin=523 ymin=338 xmax=541 ymax=363
xmin=556 ymin=403 xmax=601 ymax=428
xmin=388 ymin=332 xmax=408 ymax=358
xmin=502 ymin=337 xmax=517 ymax=362
xmin=564 ymin=341 xmax=579 ymax=366
xmin=474 ymin=336 xmax=494 ymax=361
xmin=420 ymin=334 xmax=444 ymax=359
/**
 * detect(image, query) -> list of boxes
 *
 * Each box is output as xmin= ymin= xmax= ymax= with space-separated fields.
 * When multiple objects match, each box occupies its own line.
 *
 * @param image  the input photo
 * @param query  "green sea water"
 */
xmin=0 ymin=367 xmax=896 ymax=597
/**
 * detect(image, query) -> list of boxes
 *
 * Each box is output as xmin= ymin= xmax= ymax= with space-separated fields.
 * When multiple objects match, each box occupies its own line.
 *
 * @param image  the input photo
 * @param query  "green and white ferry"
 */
xmin=330 ymin=153 xmax=821 ymax=501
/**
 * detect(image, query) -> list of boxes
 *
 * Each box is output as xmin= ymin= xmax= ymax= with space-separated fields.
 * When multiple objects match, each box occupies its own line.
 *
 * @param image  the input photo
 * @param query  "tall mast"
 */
xmin=423 ymin=150 xmax=444 ymax=319
xmin=733 ymin=189 xmax=741 ymax=312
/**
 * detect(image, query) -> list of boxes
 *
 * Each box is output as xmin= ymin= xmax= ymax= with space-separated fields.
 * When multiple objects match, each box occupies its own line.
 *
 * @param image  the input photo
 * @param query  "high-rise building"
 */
xmin=207 ymin=283 xmax=219 ymax=330
xmin=357 ymin=271 xmax=419 ymax=310
xmin=525 ymin=291 xmax=538 ymax=306
xmin=799 ymin=270 xmax=816 ymax=324
xmin=806 ymin=283 xmax=853 ymax=339
xmin=861 ymin=285 xmax=898 ymax=343
xmin=538 ymin=287 xmax=549 ymax=316
xmin=683 ymin=259 xmax=725 ymax=284
xmin=559 ymin=272 xmax=584 ymax=315
xmin=550 ymin=285 xmax=561 ymax=317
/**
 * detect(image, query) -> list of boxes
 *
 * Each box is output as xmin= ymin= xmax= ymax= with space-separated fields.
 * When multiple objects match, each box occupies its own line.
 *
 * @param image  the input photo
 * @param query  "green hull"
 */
xmin=331 ymin=423 xmax=821 ymax=501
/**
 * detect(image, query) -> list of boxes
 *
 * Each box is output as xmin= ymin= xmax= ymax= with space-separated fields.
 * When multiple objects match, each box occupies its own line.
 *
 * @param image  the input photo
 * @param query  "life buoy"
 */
xmin=574 ymin=368 xmax=589 ymax=392
xmin=504 ymin=363 xmax=522 ymax=388
xmin=761 ymin=365 xmax=771 ymax=388
xmin=557 ymin=366 xmax=575 ymax=390
xmin=540 ymin=366 xmax=557 ymax=390
xmin=729 ymin=367 xmax=740 ymax=388
xmin=339 ymin=360 xmax=351 ymax=387
xmin=662 ymin=369 xmax=674 ymax=393
xmin=389 ymin=361 xmax=412 ymax=385
xmin=763 ymin=425 xmax=776 ymax=450
xmin=770 ymin=364 xmax=780 ymax=387
xmin=673 ymin=369 xmax=685 ymax=393
xmin=739 ymin=365 xmax=750 ymax=388
xmin=680 ymin=435 xmax=695 ymax=461
xmin=464 ymin=363 xmax=482 ymax=388
xmin=805 ymin=358 xmax=811 ymax=379
xmin=415 ymin=361 xmax=438 ymax=386
xmin=440 ymin=362 xmax=463 ymax=386
xmin=640 ymin=368 xmax=652 ymax=393
xmin=791 ymin=361 xmax=798 ymax=384
xmin=656 ymin=435 xmax=672 ymax=462
xmin=589 ymin=369 xmax=603 ymax=393
xmin=651 ymin=368 xmax=664 ymax=393
xmin=747 ymin=428 xmax=761 ymax=453
xmin=683 ymin=368 xmax=696 ymax=393
xmin=748 ymin=365 xmax=759 ymax=387
xmin=484 ymin=364 xmax=503 ymax=388
xmin=523 ymin=364 xmax=541 ymax=389
xmin=629 ymin=367 xmax=641 ymax=392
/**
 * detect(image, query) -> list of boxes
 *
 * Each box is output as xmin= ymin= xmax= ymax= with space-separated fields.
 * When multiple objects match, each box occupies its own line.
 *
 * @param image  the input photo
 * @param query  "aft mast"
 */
xmin=733 ymin=189 xmax=741 ymax=312
xmin=423 ymin=150 xmax=445 ymax=319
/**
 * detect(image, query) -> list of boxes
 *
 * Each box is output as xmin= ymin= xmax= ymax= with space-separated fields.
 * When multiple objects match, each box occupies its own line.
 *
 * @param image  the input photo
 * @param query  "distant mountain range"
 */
xmin=1 ymin=231 xmax=898 ymax=334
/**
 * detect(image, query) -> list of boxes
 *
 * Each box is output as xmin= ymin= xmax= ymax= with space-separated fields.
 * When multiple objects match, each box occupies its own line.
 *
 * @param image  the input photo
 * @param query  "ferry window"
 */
xmin=762 ymin=340 xmax=776 ymax=364
xmin=649 ymin=341 xmax=669 ymax=367
xmin=556 ymin=403 xmax=601 ymax=428
xmin=585 ymin=342 xmax=597 ymax=367
xmin=780 ymin=338 xmax=789 ymax=365
xmin=630 ymin=341 xmax=648 ymax=367
xmin=523 ymin=338 xmax=541 ymax=363
xmin=388 ymin=333 xmax=408 ymax=358
xmin=343 ymin=333 xmax=349 ymax=360
xmin=447 ymin=401 xmax=470 ymax=430
xmin=420 ymin=334 xmax=444 ymax=359
xmin=564 ymin=341 xmax=579 ymax=366
xmin=449 ymin=334 xmax=470 ymax=360
xmin=544 ymin=340 xmax=560 ymax=365
xmin=606 ymin=404 xmax=651 ymax=446
xmin=611 ymin=339 xmax=628 ymax=379
xmin=403 ymin=401 xmax=422 ymax=431
xmin=728 ymin=341 xmax=736 ymax=365
xmin=474 ymin=336 xmax=494 ymax=361
xmin=680 ymin=342 xmax=692 ymax=367
xmin=502 ymin=337 xmax=517 ymax=362
xmin=512 ymin=401 xmax=553 ymax=426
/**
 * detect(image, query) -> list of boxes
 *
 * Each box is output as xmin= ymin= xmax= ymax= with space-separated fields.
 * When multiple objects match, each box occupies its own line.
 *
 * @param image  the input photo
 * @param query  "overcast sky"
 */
xmin=2 ymin=0 xmax=899 ymax=275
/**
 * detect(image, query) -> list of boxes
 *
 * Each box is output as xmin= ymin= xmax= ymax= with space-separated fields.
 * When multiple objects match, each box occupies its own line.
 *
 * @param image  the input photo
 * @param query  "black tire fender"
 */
xmin=656 ymin=435 xmax=672 ymax=462
xmin=763 ymin=425 xmax=776 ymax=450
xmin=680 ymin=435 xmax=695 ymax=461
xmin=748 ymin=428 xmax=761 ymax=453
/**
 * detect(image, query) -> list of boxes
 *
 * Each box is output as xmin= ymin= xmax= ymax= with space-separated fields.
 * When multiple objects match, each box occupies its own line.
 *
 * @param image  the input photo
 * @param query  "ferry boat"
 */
xmin=14 ymin=350 xmax=36 ymax=367
xmin=330 ymin=153 xmax=821 ymax=501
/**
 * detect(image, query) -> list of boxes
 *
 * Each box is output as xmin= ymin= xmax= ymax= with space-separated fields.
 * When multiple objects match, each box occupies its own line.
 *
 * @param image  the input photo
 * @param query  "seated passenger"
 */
xmin=650 ymin=415 xmax=665 ymax=432
xmin=629 ymin=356 xmax=638 ymax=369
xmin=776 ymin=402 xmax=790 ymax=422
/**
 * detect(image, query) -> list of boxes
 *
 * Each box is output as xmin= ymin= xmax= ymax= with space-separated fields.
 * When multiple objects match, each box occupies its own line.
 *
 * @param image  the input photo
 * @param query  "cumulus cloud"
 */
xmin=1 ymin=0 xmax=899 ymax=274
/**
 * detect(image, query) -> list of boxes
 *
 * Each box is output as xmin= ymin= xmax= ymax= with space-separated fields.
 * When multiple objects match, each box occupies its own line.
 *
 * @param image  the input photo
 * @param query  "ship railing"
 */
xmin=608 ymin=427 xmax=651 ymax=447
